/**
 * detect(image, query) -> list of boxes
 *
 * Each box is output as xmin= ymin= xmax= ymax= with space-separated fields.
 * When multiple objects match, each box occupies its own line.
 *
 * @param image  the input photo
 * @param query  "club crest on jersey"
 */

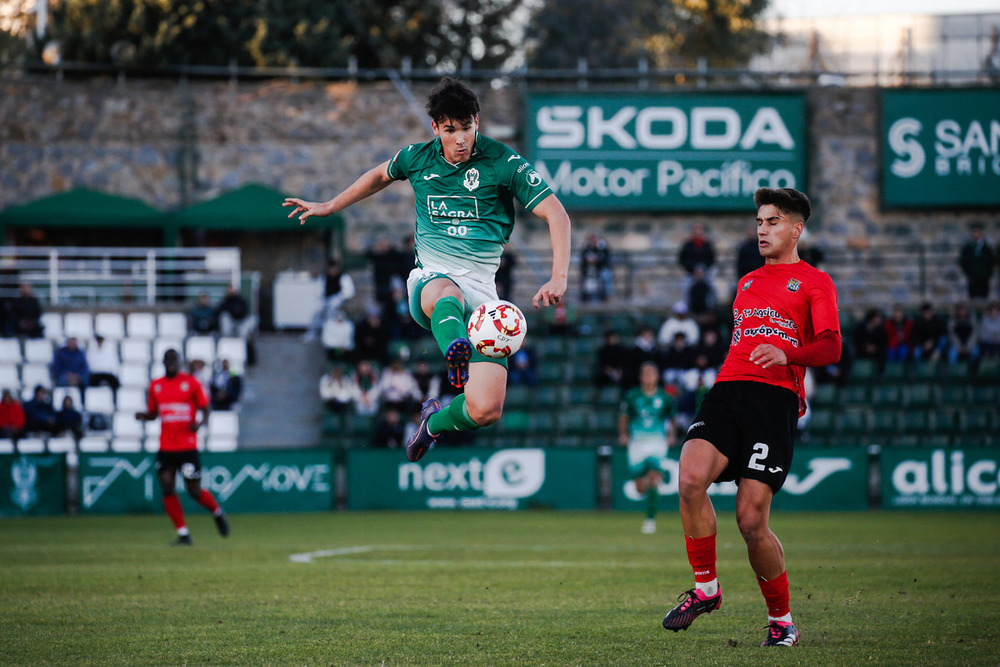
xmin=742 ymin=279 xmax=753 ymax=292
xmin=526 ymin=170 xmax=542 ymax=187
xmin=463 ymin=168 xmax=480 ymax=191
xmin=786 ymin=278 xmax=801 ymax=292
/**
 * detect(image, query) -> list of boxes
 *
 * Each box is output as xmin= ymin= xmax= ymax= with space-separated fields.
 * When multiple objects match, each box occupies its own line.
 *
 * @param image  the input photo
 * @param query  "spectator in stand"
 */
xmin=496 ymin=250 xmax=517 ymax=301
xmin=959 ymin=223 xmax=994 ymax=300
xmin=662 ymin=331 xmax=696 ymax=388
xmin=547 ymin=300 xmax=577 ymax=337
xmin=322 ymin=309 xmax=355 ymax=363
xmin=23 ymin=385 xmax=58 ymax=435
xmin=367 ymin=238 xmax=409 ymax=317
xmin=623 ymin=326 xmax=660 ymax=390
xmin=686 ymin=265 xmax=717 ymax=317
xmin=55 ymin=395 xmax=84 ymax=439
xmin=0 ymin=389 xmax=25 ymax=440
xmin=10 ymin=283 xmax=44 ymax=338
xmin=413 ymin=361 xmax=442 ymax=404
xmin=507 ymin=345 xmax=538 ymax=387
xmin=678 ymin=224 xmax=716 ymax=292
xmin=216 ymin=284 xmax=257 ymax=339
xmin=947 ymin=303 xmax=980 ymax=365
xmin=979 ymin=301 xmax=1000 ymax=358
xmin=694 ymin=327 xmax=728 ymax=370
xmin=189 ymin=293 xmax=219 ymax=335
xmin=595 ymin=329 xmax=629 ymax=391
xmin=911 ymin=303 xmax=948 ymax=363
xmin=209 ymin=359 xmax=243 ymax=411
xmin=371 ymin=408 xmax=406 ymax=449
xmin=187 ymin=359 xmax=212 ymax=397
xmin=736 ymin=224 xmax=765 ymax=280
xmin=305 ymin=260 xmax=356 ymax=342
xmin=884 ymin=304 xmax=914 ymax=363
xmin=353 ymin=306 xmax=392 ymax=365
xmin=87 ymin=334 xmax=121 ymax=391
xmin=353 ymin=360 xmax=381 ymax=416
xmin=677 ymin=351 xmax=717 ymax=425
xmin=580 ymin=232 xmax=613 ymax=302
xmin=658 ymin=301 xmax=701 ymax=349
xmin=52 ymin=337 xmax=90 ymax=388
xmin=378 ymin=358 xmax=422 ymax=414
xmin=388 ymin=281 xmax=424 ymax=341
xmin=319 ymin=365 xmax=359 ymax=416
xmin=853 ymin=308 xmax=888 ymax=372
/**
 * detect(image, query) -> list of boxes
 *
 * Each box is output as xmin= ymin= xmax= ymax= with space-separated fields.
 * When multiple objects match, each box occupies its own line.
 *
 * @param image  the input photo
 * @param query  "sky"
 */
xmin=765 ymin=0 xmax=1000 ymax=18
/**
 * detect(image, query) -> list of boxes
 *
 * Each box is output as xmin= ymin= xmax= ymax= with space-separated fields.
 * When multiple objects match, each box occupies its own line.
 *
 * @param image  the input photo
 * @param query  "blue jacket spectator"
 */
xmin=56 ymin=396 xmax=85 ymax=439
xmin=52 ymin=337 xmax=90 ymax=387
xmin=23 ymin=385 xmax=58 ymax=434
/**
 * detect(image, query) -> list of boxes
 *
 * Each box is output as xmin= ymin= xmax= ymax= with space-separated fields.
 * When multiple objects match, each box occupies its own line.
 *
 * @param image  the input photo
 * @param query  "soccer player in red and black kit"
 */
xmin=662 ymin=188 xmax=840 ymax=647
xmin=136 ymin=349 xmax=229 ymax=546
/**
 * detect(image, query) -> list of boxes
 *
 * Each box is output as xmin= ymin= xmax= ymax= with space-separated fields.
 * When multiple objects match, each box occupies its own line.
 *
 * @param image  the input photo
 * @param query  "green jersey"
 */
xmin=621 ymin=387 xmax=676 ymax=441
xmin=386 ymin=133 xmax=552 ymax=282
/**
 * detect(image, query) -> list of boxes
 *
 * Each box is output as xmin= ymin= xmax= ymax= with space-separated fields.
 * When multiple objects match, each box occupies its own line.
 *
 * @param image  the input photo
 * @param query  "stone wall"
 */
xmin=2 ymin=76 xmax=997 ymax=307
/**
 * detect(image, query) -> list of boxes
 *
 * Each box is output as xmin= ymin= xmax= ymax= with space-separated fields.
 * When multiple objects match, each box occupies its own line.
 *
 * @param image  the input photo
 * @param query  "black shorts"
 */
xmin=683 ymin=381 xmax=798 ymax=492
xmin=156 ymin=450 xmax=202 ymax=481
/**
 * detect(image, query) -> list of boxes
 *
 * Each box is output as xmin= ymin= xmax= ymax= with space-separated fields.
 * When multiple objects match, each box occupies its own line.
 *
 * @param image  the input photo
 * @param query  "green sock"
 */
xmin=646 ymin=483 xmax=659 ymax=520
xmin=430 ymin=296 xmax=467 ymax=356
xmin=428 ymin=394 xmax=480 ymax=435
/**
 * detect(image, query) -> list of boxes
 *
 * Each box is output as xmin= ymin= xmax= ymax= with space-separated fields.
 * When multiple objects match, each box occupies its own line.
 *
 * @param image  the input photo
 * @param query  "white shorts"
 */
xmin=627 ymin=437 xmax=669 ymax=475
xmin=406 ymin=266 xmax=498 ymax=330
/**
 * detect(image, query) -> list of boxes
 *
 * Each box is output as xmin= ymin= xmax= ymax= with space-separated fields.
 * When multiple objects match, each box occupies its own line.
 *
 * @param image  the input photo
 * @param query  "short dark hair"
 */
xmin=753 ymin=188 xmax=811 ymax=223
xmin=425 ymin=77 xmax=480 ymax=123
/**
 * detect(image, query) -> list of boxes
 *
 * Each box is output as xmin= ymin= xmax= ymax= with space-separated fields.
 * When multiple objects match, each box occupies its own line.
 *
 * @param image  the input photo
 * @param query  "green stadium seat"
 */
xmin=558 ymin=408 xmax=595 ymax=435
xmin=500 ymin=411 xmax=532 ymax=435
xmin=552 ymin=435 xmax=583 ymax=448
xmin=535 ymin=385 xmax=564 ymax=407
xmin=871 ymin=384 xmax=903 ymax=407
xmin=931 ymin=408 xmax=960 ymax=433
xmin=899 ymin=411 xmax=931 ymax=435
xmin=839 ymin=385 xmax=869 ymax=405
xmin=851 ymin=359 xmax=880 ymax=384
xmin=882 ymin=362 xmax=907 ymax=381
xmin=958 ymin=408 xmax=995 ymax=435
xmin=535 ymin=337 xmax=566 ymax=358
xmin=566 ymin=384 xmax=594 ymax=405
xmin=939 ymin=385 xmax=969 ymax=407
xmin=538 ymin=362 xmax=567 ymax=384
xmin=530 ymin=412 xmax=558 ymax=433
xmin=919 ymin=434 xmax=952 ymax=448
xmin=975 ymin=357 xmax=1000 ymax=383
xmin=595 ymin=385 xmax=622 ymax=406
xmin=505 ymin=384 xmax=532 ymax=408
xmin=868 ymin=409 xmax=899 ymax=436
xmin=811 ymin=383 xmax=838 ymax=408
xmin=890 ymin=434 xmax=920 ymax=447
xmin=807 ymin=409 xmax=836 ymax=435
xmin=944 ymin=361 xmax=972 ymax=382
xmin=837 ymin=408 xmax=869 ymax=436
xmin=903 ymin=383 xmax=936 ymax=409
xmin=968 ymin=386 xmax=998 ymax=407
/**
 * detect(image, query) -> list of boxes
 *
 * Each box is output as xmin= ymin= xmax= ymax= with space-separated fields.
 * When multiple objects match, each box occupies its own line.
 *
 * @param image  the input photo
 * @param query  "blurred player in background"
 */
xmin=618 ymin=361 xmax=677 ymax=534
xmin=136 ymin=349 xmax=229 ymax=546
xmin=662 ymin=188 xmax=841 ymax=647
xmin=284 ymin=77 xmax=571 ymax=463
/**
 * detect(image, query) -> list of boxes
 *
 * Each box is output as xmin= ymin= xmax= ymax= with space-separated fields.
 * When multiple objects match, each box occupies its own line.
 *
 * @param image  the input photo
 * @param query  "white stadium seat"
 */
xmin=78 ymin=436 xmax=109 ymax=453
xmin=16 ymin=438 xmax=46 ymax=454
xmin=120 ymin=339 xmax=152 ymax=365
xmin=20 ymin=364 xmax=52 ymax=390
xmin=40 ymin=312 xmax=63 ymax=341
xmin=157 ymin=313 xmax=188 ymax=340
xmin=84 ymin=386 xmax=116 ymax=415
xmin=206 ymin=437 xmax=237 ymax=452
xmin=115 ymin=387 xmax=147 ymax=412
xmin=143 ymin=437 xmax=160 ymax=453
xmin=208 ymin=411 xmax=239 ymax=440
xmin=0 ymin=338 xmax=22 ymax=364
xmin=112 ymin=412 xmax=145 ymax=439
xmin=94 ymin=312 xmax=126 ymax=340
xmin=63 ymin=312 xmax=94 ymax=340
xmin=53 ymin=386 xmax=83 ymax=411
xmin=145 ymin=418 xmax=160 ymax=438
xmin=126 ymin=312 xmax=157 ymax=340
xmin=0 ymin=365 xmax=19 ymax=390
xmin=23 ymin=339 xmax=54 ymax=364
xmin=46 ymin=436 xmax=77 ymax=454
xmin=216 ymin=337 xmax=247 ymax=367
xmin=185 ymin=336 xmax=216 ymax=366
xmin=152 ymin=339 xmax=183 ymax=365
xmin=119 ymin=363 xmax=150 ymax=388
xmin=110 ymin=437 xmax=142 ymax=453
xmin=0 ymin=438 xmax=14 ymax=454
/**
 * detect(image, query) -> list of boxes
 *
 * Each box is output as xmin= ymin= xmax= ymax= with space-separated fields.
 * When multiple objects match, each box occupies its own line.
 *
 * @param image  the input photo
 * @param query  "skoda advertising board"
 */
xmin=611 ymin=447 xmax=868 ymax=512
xmin=79 ymin=450 xmax=334 ymax=514
xmin=0 ymin=454 xmax=67 ymax=516
xmin=348 ymin=448 xmax=597 ymax=510
xmin=525 ymin=91 xmax=807 ymax=211
xmin=882 ymin=448 xmax=1000 ymax=509
xmin=881 ymin=88 xmax=1000 ymax=208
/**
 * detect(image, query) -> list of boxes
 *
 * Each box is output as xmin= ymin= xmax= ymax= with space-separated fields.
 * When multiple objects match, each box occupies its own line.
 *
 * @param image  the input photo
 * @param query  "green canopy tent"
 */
xmin=0 ymin=188 xmax=171 ymax=245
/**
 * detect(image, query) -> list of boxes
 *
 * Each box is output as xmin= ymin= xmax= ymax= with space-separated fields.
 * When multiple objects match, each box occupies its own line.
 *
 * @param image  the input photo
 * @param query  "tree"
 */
xmin=525 ymin=0 xmax=771 ymax=70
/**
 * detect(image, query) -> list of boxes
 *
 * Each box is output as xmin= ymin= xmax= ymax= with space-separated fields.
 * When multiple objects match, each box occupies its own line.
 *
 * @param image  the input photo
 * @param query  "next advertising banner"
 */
xmin=882 ymin=447 xmax=1000 ymax=509
xmin=611 ymin=446 xmax=869 ymax=512
xmin=0 ymin=454 xmax=67 ymax=516
xmin=881 ymin=88 xmax=1000 ymax=208
xmin=79 ymin=450 xmax=334 ymax=514
xmin=348 ymin=447 xmax=597 ymax=510
xmin=525 ymin=91 xmax=807 ymax=211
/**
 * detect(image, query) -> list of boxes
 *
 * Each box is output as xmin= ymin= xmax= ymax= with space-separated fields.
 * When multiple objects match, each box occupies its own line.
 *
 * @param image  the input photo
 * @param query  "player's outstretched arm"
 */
xmin=283 ymin=161 xmax=394 ymax=225
xmin=530 ymin=194 xmax=572 ymax=309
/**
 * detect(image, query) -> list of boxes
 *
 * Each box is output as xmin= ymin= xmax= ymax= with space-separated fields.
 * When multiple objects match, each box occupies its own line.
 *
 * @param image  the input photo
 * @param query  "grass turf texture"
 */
xmin=1 ymin=511 xmax=998 ymax=666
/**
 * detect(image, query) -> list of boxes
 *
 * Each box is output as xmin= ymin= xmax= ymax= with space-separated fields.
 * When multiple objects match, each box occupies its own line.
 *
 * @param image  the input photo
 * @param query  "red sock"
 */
xmin=758 ymin=571 xmax=791 ymax=618
xmin=163 ymin=493 xmax=186 ymax=530
xmin=195 ymin=489 xmax=220 ymax=514
xmin=685 ymin=534 xmax=717 ymax=584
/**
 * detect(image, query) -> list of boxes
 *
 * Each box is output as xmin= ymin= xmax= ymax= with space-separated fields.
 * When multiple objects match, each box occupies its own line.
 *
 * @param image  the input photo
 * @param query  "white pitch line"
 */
xmin=289 ymin=545 xmax=414 ymax=563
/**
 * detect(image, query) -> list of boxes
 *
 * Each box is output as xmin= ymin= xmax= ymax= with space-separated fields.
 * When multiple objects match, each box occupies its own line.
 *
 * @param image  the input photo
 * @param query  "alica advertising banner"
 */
xmin=882 ymin=448 xmax=1000 ymax=509
xmin=347 ymin=447 xmax=597 ymax=510
xmin=524 ymin=91 xmax=807 ymax=211
xmin=610 ymin=446 xmax=869 ymax=512
xmin=881 ymin=88 xmax=1000 ymax=207
xmin=0 ymin=454 xmax=67 ymax=516
xmin=79 ymin=450 xmax=334 ymax=514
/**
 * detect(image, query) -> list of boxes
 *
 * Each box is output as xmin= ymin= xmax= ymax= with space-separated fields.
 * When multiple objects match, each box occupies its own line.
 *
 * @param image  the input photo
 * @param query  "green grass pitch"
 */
xmin=2 ymin=510 xmax=999 ymax=666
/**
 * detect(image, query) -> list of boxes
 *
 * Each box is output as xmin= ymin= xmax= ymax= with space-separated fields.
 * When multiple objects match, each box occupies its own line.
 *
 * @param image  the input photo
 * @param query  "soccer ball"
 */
xmin=467 ymin=299 xmax=527 ymax=359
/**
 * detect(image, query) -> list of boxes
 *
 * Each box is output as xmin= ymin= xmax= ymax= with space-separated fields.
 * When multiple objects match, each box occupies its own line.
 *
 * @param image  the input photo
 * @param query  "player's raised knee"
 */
xmin=466 ymin=398 xmax=502 ymax=426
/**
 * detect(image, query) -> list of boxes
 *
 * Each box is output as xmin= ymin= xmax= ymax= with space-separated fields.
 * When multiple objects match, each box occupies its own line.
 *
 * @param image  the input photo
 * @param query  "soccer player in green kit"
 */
xmin=618 ymin=361 xmax=677 ymax=534
xmin=284 ymin=78 xmax=571 ymax=462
